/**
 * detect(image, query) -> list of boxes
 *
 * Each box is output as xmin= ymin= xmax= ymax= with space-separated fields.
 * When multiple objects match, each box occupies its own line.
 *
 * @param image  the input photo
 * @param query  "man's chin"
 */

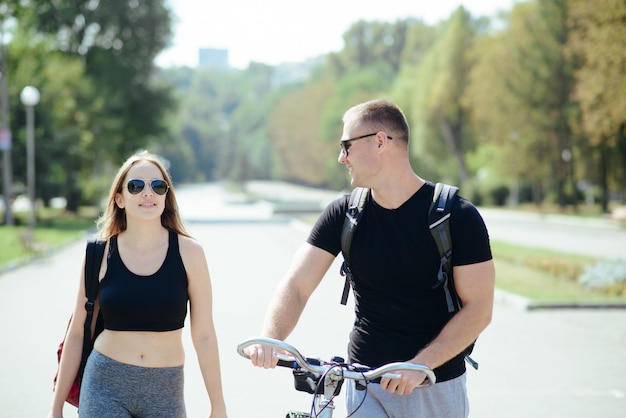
xmin=350 ymin=178 xmax=365 ymax=188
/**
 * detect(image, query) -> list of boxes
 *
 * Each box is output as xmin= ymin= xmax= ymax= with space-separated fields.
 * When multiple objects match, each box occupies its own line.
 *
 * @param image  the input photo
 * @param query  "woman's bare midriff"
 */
xmin=94 ymin=329 xmax=185 ymax=367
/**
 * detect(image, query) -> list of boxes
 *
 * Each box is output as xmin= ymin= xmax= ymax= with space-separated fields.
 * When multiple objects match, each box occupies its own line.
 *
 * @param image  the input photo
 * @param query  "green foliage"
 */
xmin=329 ymin=19 xmax=415 ymax=80
xmin=0 ymin=209 xmax=95 ymax=266
xmin=157 ymin=63 xmax=279 ymax=184
xmin=321 ymin=66 xmax=393 ymax=140
xmin=464 ymin=0 xmax=590 ymax=209
xmin=567 ymin=0 xmax=626 ymax=148
xmin=2 ymin=0 xmax=175 ymax=213
xmin=267 ymin=79 xmax=338 ymax=187
xmin=157 ymin=1 xmax=622 ymax=206
xmin=395 ymin=7 xmax=480 ymax=184
xmin=6 ymin=28 xmax=102 ymax=210
xmin=2 ymin=0 xmax=623 ymax=213
xmin=566 ymin=0 xmax=626 ymax=210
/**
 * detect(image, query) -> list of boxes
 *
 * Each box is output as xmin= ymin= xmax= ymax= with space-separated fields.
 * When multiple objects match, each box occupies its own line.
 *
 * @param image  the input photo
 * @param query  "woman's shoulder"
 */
xmin=176 ymin=233 xmax=204 ymax=256
xmin=175 ymin=234 xmax=210 ymax=276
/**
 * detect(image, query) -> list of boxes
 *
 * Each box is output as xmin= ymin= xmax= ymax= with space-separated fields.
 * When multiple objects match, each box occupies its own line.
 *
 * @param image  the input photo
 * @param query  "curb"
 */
xmin=494 ymin=288 xmax=532 ymax=310
xmin=526 ymin=301 xmax=626 ymax=310
xmin=494 ymin=288 xmax=626 ymax=310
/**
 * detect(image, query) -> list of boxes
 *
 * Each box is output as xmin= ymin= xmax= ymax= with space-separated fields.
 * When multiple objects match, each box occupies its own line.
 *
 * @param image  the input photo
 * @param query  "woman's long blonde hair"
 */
xmin=96 ymin=150 xmax=191 ymax=240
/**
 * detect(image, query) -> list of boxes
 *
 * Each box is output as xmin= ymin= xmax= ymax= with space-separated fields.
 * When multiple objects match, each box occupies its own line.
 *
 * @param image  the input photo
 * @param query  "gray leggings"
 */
xmin=346 ymin=373 xmax=469 ymax=418
xmin=78 ymin=349 xmax=186 ymax=418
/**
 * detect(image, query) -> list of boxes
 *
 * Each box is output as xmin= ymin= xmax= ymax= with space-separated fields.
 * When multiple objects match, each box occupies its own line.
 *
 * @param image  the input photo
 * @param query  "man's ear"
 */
xmin=377 ymin=132 xmax=387 ymax=148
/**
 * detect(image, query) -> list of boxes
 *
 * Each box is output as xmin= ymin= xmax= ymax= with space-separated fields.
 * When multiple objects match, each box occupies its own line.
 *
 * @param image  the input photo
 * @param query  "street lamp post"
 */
xmin=20 ymin=86 xmax=40 ymax=233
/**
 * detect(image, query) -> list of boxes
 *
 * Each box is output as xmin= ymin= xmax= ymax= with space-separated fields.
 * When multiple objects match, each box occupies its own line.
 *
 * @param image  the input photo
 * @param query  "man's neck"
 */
xmin=371 ymin=173 xmax=425 ymax=209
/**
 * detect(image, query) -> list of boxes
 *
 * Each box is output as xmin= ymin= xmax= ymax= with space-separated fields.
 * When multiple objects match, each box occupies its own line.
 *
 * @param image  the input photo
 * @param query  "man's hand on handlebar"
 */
xmin=245 ymin=344 xmax=281 ymax=369
xmin=238 ymin=337 xmax=436 ymax=392
xmin=379 ymin=369 xmax=428 ymax=395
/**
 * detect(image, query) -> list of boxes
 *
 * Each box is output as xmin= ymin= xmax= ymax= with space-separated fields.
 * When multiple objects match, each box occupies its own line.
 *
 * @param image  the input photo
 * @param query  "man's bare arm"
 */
xmin=413 ymin=259 xmax=495 ymax=370
xmin=248 ymin=243 xmax=336 ymax=368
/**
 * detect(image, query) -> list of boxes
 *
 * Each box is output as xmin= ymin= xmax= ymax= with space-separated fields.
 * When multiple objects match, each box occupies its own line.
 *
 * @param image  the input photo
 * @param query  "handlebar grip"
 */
xmin=277 ymin=359 xmax=297 ymax=369
xmin=276 ymin=355 xmax=320 ymax=369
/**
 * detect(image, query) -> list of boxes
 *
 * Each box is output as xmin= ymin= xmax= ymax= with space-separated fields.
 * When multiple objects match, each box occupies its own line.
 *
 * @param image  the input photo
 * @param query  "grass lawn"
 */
xmin=491 ymin=240 xmax=625 ymax=304
xmin=0 ymin=208 xmax=97 ymax=268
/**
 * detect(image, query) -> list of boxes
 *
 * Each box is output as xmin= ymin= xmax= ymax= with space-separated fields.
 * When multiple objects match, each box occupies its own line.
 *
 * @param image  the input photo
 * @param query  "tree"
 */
xmin=4 ymin=17 xmax=107 ymax=211
xmin=396 ymin=7 xmax=480 ymax=185
xmin=567 ymin=0 xmax=626 ymax=210
xmin=466 ymin=0 xmax=580 ymax=208
xmin=267 ymin=78 xmax=338 ymax=187
xmin=159 ymin=63 xmax=280 ymax=184
xmin=464 ymin=4 xmax=552 ymax=205
xmin=9 ymin=0 xmax=176 ymax=210
xmin=328 ymin=19 xmax=415 ymax=82
xmin=400 ymin=20 xmax=437 ymax=66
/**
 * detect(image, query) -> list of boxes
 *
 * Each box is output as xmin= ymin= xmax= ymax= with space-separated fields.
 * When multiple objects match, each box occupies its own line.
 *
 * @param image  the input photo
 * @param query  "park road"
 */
xmin=0 ymin=181 xmax=625 ymax=417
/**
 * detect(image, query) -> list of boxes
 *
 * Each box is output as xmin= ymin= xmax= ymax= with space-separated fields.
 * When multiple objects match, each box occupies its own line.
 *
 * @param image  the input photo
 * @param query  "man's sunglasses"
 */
xmin=340 ymin=132 xmax=393 ymax=156
xmin=126 ymin=179 xmax=169 ymax=196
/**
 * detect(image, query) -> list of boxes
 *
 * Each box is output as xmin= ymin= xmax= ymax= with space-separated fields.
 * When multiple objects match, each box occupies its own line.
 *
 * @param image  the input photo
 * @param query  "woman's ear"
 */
xmin=115 ymin=193 xmax=124 ymax=209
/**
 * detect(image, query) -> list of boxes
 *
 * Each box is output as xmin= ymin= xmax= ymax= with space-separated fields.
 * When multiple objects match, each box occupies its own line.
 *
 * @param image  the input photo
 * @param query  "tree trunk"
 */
xmin=618 ymin=123 xmax=626 ymax=204
xmin=439 ymin=118 xmax=469 ymax=183
xmin=599 ymin=146 xmax=609 ymax=214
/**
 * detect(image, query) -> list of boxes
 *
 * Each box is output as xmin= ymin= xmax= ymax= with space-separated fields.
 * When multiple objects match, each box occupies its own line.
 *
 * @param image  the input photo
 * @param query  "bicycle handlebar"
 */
xmin=237 ymin=337 xmax=436 ymax=386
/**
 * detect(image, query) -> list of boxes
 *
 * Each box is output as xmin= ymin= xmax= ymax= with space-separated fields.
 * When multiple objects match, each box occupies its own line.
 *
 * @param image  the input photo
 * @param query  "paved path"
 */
xmin=1 ymin=181 xmax=625 ymax=417
xmin=479 ymin=207 xmax=626 ymax=260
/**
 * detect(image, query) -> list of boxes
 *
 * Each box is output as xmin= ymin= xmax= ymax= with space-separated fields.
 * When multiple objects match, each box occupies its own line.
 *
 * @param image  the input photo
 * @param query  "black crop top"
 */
xmin=99 ymin=231 xmax=189 ymax=332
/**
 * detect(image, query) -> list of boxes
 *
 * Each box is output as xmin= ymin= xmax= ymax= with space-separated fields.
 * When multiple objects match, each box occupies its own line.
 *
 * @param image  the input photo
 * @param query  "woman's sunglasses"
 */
xmin=126 ymin=179 xmax=169 ymax=196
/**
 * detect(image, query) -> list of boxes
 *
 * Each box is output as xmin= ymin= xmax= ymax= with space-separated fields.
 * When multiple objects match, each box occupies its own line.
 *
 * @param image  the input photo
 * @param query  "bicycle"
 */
xmin=237 ymin=337 xmax=436 ymax=418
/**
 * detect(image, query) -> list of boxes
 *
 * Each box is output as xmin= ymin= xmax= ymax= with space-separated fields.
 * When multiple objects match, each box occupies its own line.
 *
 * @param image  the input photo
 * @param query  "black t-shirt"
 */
xmin=306 ymin=182 xmax=492 ymax=382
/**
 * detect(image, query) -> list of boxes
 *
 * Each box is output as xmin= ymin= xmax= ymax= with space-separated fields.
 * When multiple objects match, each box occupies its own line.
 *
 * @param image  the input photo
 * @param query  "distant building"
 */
xmin=198 ymin=48 xmax=229 ymax=69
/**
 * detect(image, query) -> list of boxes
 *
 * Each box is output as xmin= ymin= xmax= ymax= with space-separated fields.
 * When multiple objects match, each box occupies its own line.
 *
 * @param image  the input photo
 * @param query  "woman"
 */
xmin=49 ymin=151 xmax=228 ymax=418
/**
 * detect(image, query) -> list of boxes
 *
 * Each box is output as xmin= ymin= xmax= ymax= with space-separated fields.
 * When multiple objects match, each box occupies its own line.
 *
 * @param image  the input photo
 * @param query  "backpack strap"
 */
xmin=430 ymin=184 xmax=479 ymax=370
xmin=428 ymin=183 xmax=460 ymax=313
xmin=339 ymin=187 xmax=369 ymax=305
xmin=78 ymin=239 xmax=106 ymax=376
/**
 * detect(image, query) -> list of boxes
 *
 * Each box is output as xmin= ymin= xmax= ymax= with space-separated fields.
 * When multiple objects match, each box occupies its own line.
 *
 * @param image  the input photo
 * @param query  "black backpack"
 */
xmin=339 ymin=183 xmax=478 ymax=369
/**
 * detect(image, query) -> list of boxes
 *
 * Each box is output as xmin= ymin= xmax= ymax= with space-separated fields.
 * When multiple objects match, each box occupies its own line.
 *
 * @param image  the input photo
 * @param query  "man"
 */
xmin=248 ymin=99 xmax=495 ymax=417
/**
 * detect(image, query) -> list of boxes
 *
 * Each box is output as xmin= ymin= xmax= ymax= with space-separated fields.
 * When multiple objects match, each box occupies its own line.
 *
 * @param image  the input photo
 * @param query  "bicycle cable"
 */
xmin=345 ymin=369 xmax=368 ymax=418
xmin=307 ymin=361 xmax=370 ymax=418
xmin=310 ymin=362 xmax=344 ymax=417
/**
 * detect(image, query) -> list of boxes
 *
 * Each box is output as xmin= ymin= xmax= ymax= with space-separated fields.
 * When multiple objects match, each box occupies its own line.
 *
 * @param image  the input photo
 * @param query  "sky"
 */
xmin=156 ymin=0 xmax=517 ymax=69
